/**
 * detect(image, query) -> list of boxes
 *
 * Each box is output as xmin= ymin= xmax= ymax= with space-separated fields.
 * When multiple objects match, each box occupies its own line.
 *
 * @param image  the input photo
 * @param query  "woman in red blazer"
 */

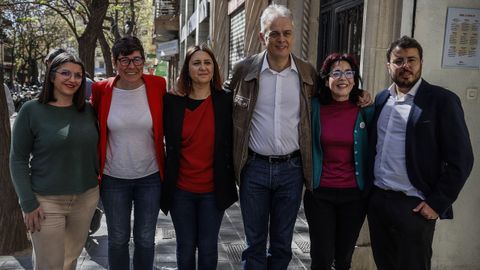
xmin=91 ymin=36 xmax=166 ymax=270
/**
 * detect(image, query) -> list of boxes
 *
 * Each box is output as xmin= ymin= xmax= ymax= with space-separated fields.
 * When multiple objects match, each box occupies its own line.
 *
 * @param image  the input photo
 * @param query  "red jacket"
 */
xmin=91 ymin=75 xmax=166 ymax=183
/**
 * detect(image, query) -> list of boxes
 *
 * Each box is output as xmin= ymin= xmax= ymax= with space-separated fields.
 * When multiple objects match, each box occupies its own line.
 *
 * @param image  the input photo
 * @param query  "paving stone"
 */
xmin=0 ymin=202 xmax=310 ymax=269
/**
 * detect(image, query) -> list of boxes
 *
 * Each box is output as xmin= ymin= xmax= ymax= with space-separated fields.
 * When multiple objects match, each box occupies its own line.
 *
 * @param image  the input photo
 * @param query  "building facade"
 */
xmin=165 ymin=0 xmax=480 ymax=269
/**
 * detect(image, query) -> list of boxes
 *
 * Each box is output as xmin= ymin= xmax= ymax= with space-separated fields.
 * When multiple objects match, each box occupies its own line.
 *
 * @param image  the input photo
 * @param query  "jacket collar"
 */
xmin=243 ymin=51 xmax=314 ymax=86
xmin=260 ymin=53 xmax=299 ymax=74
xmin=244 ymin=51 xmax=266 ymax=82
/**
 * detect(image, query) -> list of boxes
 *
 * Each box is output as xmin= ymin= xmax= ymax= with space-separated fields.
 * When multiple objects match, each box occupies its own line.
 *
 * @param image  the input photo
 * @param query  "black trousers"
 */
xmin=368 ymin=187 xmax=436 ymax=270
xmin=303 ymin=188 xmax=367 ymax=270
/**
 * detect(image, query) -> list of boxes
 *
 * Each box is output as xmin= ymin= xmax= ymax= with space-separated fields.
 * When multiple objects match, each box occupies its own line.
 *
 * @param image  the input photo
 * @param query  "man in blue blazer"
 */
xmin=367 ymin=36 xmax=474 ymax=270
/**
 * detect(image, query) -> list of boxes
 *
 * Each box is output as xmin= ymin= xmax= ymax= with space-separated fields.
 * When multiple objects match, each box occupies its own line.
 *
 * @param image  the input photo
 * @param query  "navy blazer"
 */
xmin=368 ymin=80 xmax=474 ymax=219
xmin=161 ymin=90 xmax=238 ymax=215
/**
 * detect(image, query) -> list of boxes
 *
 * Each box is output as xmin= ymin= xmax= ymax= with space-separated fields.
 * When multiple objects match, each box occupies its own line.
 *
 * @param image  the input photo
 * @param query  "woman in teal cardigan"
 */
xmin=304 ymin=53 xmax=373 ymax=270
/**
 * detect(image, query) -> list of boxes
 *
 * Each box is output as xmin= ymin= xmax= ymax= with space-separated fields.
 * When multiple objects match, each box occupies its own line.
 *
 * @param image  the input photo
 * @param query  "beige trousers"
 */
xmin=31 ymin=186 xmax=99 ymax=270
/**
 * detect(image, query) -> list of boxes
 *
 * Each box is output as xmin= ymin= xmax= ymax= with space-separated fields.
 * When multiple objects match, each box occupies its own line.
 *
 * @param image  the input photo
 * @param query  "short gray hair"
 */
xmin=260 ymin=4 xmax=293 ymax=34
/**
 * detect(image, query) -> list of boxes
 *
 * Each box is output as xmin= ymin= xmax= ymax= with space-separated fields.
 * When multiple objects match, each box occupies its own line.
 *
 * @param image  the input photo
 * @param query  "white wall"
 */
xmin=411 ymin=1 xmax=480 ymax=269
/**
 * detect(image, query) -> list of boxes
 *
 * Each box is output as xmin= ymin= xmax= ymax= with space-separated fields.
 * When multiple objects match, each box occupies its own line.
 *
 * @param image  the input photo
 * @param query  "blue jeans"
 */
xmin=101 ymin=172 xmax=161 ymax=270
xmin=170 ymin=188 xmax=224 ymax=270
xmin=240 ymin=156 xmax=304 ymax=270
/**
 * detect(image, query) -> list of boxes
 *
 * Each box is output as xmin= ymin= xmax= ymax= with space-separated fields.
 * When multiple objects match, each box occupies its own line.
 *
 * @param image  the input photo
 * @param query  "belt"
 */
xmin=373 ymin=186 xmax=407 ymax=198
xmin=248 ymin=149 xmax=301 ymax=163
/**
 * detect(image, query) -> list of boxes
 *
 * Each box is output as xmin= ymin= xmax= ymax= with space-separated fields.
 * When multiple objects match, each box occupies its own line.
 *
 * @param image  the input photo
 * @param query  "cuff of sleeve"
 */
xmin=20 ymin=198 xmax=40 ymax=213
xmin=426 ymin=196 xmax=451 ymax=219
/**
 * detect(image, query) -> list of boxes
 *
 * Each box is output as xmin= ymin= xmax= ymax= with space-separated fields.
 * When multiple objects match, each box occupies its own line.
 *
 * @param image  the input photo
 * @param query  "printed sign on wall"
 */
xmin=442 ymin=8 xmax=480 ymax=69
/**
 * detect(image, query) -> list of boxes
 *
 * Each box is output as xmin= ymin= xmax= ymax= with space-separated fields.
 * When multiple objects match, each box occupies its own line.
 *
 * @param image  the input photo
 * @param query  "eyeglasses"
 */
xmin=390 ymin=57 xmax=420 ymax=67
xmin=266 ymin=30 xmax=293 ymax=39
xmin=54 ymin=70 xmax=84 ymax=81
xmin=329 ymin=70 xmax=355 ymax=79
xmin=117 ymin=57 xmax=144 ymax=67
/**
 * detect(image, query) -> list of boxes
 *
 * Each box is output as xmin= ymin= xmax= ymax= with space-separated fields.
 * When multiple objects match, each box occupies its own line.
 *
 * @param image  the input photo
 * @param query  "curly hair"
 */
xmin=318 ymin=53 xmax=362 ymax=105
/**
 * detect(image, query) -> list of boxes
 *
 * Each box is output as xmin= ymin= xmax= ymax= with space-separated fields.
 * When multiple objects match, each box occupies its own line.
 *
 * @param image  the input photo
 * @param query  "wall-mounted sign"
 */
xmin=156 ymin=39 xmax=178 ymax=57
xmin=442 ymin=7 xmax=480 ymax=69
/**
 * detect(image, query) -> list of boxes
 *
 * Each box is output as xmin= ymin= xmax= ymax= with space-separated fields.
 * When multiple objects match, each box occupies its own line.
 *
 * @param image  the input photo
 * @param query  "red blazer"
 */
xmin=91 ymin=75 xmax=166 ymax=183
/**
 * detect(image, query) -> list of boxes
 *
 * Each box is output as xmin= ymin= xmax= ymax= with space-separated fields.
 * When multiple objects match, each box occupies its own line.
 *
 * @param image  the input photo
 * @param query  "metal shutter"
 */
xmin=228 ymin=8 xmax=245 ymax=79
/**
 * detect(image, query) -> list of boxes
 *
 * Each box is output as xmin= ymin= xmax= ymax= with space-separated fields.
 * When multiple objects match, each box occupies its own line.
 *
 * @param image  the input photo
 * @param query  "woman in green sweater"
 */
xmin=9 ymin=52 xmax=99 ymax=269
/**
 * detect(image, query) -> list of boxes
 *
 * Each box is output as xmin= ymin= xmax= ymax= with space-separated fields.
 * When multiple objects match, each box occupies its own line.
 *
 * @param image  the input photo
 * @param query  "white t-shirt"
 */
xmin=103 ymin=84 xmax=159 ymax=179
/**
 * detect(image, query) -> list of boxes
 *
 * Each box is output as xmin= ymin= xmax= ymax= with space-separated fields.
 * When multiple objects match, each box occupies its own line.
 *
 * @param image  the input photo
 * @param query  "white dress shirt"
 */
xmin=248 ymin=54 xmax=301 ymax=156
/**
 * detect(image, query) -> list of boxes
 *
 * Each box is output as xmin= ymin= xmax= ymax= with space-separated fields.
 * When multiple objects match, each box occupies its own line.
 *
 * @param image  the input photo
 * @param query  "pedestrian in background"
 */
xmin=304 ymin=53 xmax=373 ymax=270
xmin=161 ymin=44 xmax=238 ymax=270
xmin=10 ymin=52 xmax=99 ymax=269
xmin=90 ymin=36 xmax=167 ymax=270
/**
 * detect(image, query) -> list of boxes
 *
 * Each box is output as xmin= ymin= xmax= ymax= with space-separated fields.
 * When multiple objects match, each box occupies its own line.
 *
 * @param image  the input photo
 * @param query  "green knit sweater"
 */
xmin=9 ymin=100 xmax=99 ymax=213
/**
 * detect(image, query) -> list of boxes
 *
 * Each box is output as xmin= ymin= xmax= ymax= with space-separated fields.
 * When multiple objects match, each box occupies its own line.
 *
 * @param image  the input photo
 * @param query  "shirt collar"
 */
xmin=260 ymin=52 xmax=298 ymax=74
xmin=388 ymin=78 xmax=422 ymax=98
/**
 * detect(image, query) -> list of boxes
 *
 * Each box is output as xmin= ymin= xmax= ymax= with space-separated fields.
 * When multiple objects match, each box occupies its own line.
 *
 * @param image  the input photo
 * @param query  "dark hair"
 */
xmin=38 ymin=52 xmax=86 ymax=111
xmin=386 ymin=35 xmax=423 ymax=62
xmin=111 ymin=36 xmax=145 ymax=61
xmin=178 ymin=44 xmax=223 ymax=96
xmin=318 ymin=53 xmax=362 ymax=104
xmin=45 ymin=48 xmax=66 ymax=64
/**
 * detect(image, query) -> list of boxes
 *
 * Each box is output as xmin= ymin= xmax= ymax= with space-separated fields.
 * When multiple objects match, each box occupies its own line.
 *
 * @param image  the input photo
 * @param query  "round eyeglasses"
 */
xmin=54 ymin=70 xmax=84 ymax=81
xmin=329 ymin=70 xmax=355 ymax=79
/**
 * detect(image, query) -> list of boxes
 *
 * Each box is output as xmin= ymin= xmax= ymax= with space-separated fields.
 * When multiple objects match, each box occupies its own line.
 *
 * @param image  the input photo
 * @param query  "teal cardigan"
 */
xmin=311 ymin=97 xmax=374 ymax=190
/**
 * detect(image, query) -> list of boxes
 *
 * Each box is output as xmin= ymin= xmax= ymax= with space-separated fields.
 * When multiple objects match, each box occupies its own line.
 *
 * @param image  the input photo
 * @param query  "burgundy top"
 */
xmin=178 ymin=96 xmax=215 ymax=193
xmin=319 ymin=100 xmax=359 ymax=188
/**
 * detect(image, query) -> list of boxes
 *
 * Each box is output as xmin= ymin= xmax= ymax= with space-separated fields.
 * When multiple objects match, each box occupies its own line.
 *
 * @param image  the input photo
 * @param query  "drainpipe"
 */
xmin=411 ymin=0 xmax=417 ymax=37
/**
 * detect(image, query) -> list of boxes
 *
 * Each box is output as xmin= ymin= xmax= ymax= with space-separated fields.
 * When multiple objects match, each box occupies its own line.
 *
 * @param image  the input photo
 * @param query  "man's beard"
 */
xmin=392 ymin=69 xmax=421 ymax=89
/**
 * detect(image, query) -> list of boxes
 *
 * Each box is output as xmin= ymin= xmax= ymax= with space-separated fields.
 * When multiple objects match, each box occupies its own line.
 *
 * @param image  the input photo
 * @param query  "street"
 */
xmin=0 ymin=201 xmax=311 ymax=269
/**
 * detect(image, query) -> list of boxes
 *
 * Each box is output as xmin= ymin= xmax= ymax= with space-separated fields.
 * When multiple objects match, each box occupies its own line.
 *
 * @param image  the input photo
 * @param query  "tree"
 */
xmin=1 ymin=0 xmax=109 ymax=75
xmin=36 ymin=0 xmax=109 ymax=76
xmin=101 ymin=0 xmax=142 ymax=77
xmin=102 ymin=0 xmax=156 ymax=76
xmin=12 ymin=8 xmax=70 ymax=85
xmin=0 ymin=24 xmax=30 ymax=254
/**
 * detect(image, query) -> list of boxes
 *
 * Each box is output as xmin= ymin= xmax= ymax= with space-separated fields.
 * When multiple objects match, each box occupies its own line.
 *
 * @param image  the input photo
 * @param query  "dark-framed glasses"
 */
xmin=118 ymin=56 xmax=144 ymax=67
xmin=329 ymin=70 xmax=355 ymax=79
xmin=55 ymin=70 xmax=84 ymax=81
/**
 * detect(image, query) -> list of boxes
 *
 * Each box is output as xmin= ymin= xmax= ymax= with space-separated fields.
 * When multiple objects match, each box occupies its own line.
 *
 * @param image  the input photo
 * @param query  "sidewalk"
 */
xmin=0 ymin=202 xmax=311 ymax=269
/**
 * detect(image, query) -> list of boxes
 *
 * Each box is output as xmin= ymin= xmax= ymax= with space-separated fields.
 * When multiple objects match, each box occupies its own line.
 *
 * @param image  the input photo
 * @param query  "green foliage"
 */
xmin=0 ymin=1 xmax=76 ymax=84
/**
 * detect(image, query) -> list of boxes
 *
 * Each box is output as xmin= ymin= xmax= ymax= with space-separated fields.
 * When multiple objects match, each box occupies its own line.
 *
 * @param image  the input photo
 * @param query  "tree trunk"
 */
xmin=0 ymin=62 xmax=30 ymax=255
xmin=98 ymin=30 xmax=114 ymax=77
xmin=77 ymin=0 xmax=109 ymax=76
xmin=127 ymin=0 xmax=136 ymax=36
